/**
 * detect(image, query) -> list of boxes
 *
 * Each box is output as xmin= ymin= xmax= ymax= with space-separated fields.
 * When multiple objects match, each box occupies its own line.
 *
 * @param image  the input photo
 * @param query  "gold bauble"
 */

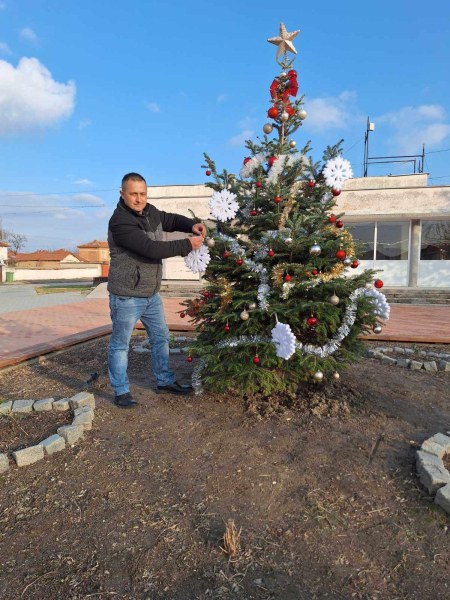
xmin=333 ymin=372 xmax=340 ymax=380
xmin=298 ymin=109 xmax=307 ymax=120
xmin=240 ymin=309 xmax=249 ymax=321
xmin=289 ymin=140 xmax=296 ymax=148
xmin=313 ymin=371 xmax=324 ymax=382
xmin=206 ymin=237 xmax=215 ymax=248
xmin=330 ymin=294 xmax=340 ymax=305
xmin=263 ymin=123 xmax=273 ymax=134
xmin=281 ymin=111 xmax=289 ymax=122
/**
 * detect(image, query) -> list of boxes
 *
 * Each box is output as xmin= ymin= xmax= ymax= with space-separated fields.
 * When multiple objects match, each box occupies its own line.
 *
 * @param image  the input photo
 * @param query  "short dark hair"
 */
xmin=121 ymin=172 xmax=146 ymax=190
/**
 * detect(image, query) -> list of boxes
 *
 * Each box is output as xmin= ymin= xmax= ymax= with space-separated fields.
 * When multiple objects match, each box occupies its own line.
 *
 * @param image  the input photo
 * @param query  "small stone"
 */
xmin=396 ymin=358 xmax=411 ymax=369
xmin=403 ymin=348 xmax=414 ymax=355
xmin=438 ymin=360 xmax=450 ymax=372
xmin=57 ymin=424 xmax=84 ymax=446
xmin=422 ymin=433 xmax=450 ymax=456
xmin=0 ymin=453 xmax=10 ymax=474
xmin=417 ymin=463 xmax=450 ymax=495
xmin=11 ymin=400 xmax=34 ymax=413
xmin=175 ymin=336 xmax=187 ymax=342
xmin=33 ymin=398 xmax=54 ymax=411
xmin=253 ymin=579 xmax=263 ymax=586
xmin=381 ymin=355 xmax=397 ymax=366
xmin=73 ymin=406 xmax=94 ymax=417
xmin=72 ymin=412 xmax=93 ymax=431
xmin=0 ymin=401 xmax=12 ymax=415
xmin=40 ymin=434 xmax=66 ymax=455
xmin=169 ymin=348 xmax=181 ymax=354
xmin=393 ymin=347 xmax=405 ymax=354
xmin=53 ymin=398 xmax=70 ymax=411
xmin=12 ymin=445 xmax=45 ymax=467
xmin=435 ymin=484 xmax=450 ymax=514
xmin=419 ymin=350 xmax=427 ymax=357
xmin=423 ymin=361 xmax=438 ymax=372
xmin=410 ymin=361 xmax=423 ymax=370
xmin=416 ymin=450 xmax=445 ymax=469
xmin=69 ymin=392 xmax=95 ymax=410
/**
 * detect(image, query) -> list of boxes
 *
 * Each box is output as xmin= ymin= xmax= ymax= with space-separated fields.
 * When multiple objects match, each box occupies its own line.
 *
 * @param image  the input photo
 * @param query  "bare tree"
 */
xmin=5 ymin=231 xmax=27 ymax=254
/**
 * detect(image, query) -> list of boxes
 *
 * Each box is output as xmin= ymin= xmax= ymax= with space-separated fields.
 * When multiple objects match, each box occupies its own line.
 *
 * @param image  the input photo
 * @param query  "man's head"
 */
xmin=120 ymin=172 xmax=148 ymax=214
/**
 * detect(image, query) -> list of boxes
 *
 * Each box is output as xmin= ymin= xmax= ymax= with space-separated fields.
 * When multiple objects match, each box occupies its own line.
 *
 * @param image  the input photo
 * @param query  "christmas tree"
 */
xmin=182 ymin=23 xmax=390 ymax=398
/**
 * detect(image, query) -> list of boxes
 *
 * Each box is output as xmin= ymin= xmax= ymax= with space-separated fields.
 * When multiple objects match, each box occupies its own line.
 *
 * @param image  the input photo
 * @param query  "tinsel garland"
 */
xmin=239 ymin=153 xmax=266 ymax=179
xmin=191 ymin=286 xmax=390 ymax=392
xmin=266 ymin=154 xmax=308 ymax=185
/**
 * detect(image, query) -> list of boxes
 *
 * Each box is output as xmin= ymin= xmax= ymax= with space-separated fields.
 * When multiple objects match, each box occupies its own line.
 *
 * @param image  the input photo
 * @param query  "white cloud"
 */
xmin=19 ymin=27 xmax=38 ymax=44
xmin=0 ymin=57 xmax=76 ymax=135
xmin=376 ymin=104 xmax=450 ymax=153
xmin=217 ymin=94 xmax=228 ymax=103
xmin=229 ymin=129 xmax=254 ymax=146
xmin=74 ymin=179 xmax=94 ymax=186
xmin=147 ymin=102 xmax=160 ymax=113
xmin=78 ymin=118 xmax=92 ymax=129
xmin=304 ymin=91 xmax=360 ymax=132
xmin=0 ymin=42 xmax=12 ymax=55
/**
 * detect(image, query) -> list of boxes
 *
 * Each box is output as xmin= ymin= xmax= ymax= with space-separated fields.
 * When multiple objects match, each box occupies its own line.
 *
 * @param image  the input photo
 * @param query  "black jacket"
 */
xmin=107 ymin=198 xmax=195 ymax=297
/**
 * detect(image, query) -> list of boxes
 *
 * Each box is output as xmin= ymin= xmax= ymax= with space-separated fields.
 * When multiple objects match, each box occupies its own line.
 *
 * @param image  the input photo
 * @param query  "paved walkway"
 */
xmin=0 ymin=295 xmax=449 ymax=370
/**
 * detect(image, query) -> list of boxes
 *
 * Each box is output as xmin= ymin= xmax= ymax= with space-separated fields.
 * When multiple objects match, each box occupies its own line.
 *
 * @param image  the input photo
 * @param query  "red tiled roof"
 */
xmin=0 ymin=241 xmax=9 ymax=247
xmin=77 ymin=240 xmax=109 ymax=248
xmin=12 ymin=249 xmax=87 ymax=262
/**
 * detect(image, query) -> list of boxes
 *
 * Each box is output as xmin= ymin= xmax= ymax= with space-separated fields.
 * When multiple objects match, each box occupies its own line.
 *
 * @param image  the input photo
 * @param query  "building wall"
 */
xmin=5 ymin=264 xmax=102 ymax=282
xmin=78 ymin=247 xmax=110 ymax=263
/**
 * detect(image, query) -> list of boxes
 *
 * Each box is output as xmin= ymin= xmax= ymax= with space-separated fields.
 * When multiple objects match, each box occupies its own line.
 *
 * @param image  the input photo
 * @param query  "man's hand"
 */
xmin=189 ymin=235 xmax=204 ymax=251
xmin=192 ymin=222 xmax=207 ymax=237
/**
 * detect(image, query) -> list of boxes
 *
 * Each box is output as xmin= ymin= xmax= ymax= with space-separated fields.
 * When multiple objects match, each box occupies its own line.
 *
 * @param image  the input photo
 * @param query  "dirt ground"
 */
xmin=0 ymin=334 xmax=449 ymax=600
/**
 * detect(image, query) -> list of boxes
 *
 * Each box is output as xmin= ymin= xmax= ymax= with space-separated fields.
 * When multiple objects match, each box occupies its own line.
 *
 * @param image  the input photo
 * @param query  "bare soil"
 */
xmin=0 ymin=335 xmax=449 ymax=600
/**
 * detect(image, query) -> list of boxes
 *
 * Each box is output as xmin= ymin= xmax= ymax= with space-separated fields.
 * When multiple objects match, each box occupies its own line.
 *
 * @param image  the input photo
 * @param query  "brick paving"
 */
xmin=0 ymin=298 xmax=448 ymax=370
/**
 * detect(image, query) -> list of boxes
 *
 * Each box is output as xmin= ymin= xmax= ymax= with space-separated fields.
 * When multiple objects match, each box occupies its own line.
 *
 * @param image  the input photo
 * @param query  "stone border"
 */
xmin=0 ymin=392 xmax=95 ymax=474
xmin=416 ymin=432 xmax=450 ymax=515
xmin=366 ymin=346 xmax=450 ymax=372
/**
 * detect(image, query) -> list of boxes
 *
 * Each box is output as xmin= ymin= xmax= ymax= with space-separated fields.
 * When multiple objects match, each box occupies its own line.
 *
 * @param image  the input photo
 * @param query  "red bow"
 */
xmin=269 ymin=70 xmax=299 ymax=117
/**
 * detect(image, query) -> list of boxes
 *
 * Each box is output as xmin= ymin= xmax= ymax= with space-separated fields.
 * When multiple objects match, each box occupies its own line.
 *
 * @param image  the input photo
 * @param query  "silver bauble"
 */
xmin=281 ymin=111 xmax=289 ymax=122
xmin=333 ymin=372 xmax=340 ymax=380
xmin=285 ymin=237 xmax=293 ymax=244
xmin=373 ymin=324 xmax=382 ymax=334
xmin=313 ymin=371 xmax=324 ymax=382
xmin=279 ymin=72 xmax=287 ymax=79
xmin=310 ymin=243 xmax=321 ymax=256
xmin=289 ymin=140 xmax=297 ymax=148
xmin=248 ymin=302 xmax=257 ymax=310
xmin=263 ymin=123 xmax=273 ymax=134
xmin=330 ymin=294 xmax=340 ymax=305
xmin=206 ymin=237 xmax=215 ymax=248
xmin=240 ymin=309 xmax=249 ymax=321
xmin=298 ymin=109 xmax=307 ymax=120
xmin=343 ymin=257 xmax=352 ymax=266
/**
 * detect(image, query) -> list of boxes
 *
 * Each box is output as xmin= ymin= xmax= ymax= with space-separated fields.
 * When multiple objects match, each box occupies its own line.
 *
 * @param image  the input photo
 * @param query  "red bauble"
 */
xmin=224 ymin=324 xmax=230 ymax=332
xmin=351 ymin=260 xmax=359 ymax=269
xmin=307 ymin=316 xmax=318 ymax=328
xmin=203 ymin=291 xmax=210 ymax=298
xmin=312 ymin=269 xmax=319 ymax=276
xmin=236 ymin=258 xmax=243 ymax=265
xmin=331 ymin=188 xmax=341 ymax=196
xmin=268 ymin=249 xmax=275 ymax=257
xmin=308 ymin=179 xmax=316 ymax=188
xmin=268 ymin=156 xmax=278 ymax=167
xmin=268 ymin=106 xmax=278 ymax=119
xmin=179 ymin=312 xmax=186 ymax=318
xmin=335 ymin=220 xmax=344 ymax=228
xmin=205 ymin=169 xmax=211 ymax=176
xmin=336 ymin=249 xmax=346 ymax=260
xmin=250 ymin=209 xmax=257 ymax=216
xmin=287 ymin=69 xmax=297 ymax=77
xmin=253 ymin=356 xmax=261 ymax=365
xmin=243 ymin=157 xmax=251 ymax=165
xmin=328 ymin=214 xmax=337 ymax=223
xmin=187 ymin=356 xmax=193 ymax=363
xmin=223 ymin=251 xmax=229 ymax=259
xmin=284 ymin=273 xmax=292 ymax=282
xmin=255 ymin=181 xmax=262 ymax=188
xmin=274 ymin=195 xmax=281 ymax=204
xmin=374 ymin=279 xmax=384 ymax=289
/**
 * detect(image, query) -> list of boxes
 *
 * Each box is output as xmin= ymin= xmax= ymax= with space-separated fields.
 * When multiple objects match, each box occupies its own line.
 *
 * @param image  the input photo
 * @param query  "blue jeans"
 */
xmin=108 ymin=293 xmax=175 ymax=395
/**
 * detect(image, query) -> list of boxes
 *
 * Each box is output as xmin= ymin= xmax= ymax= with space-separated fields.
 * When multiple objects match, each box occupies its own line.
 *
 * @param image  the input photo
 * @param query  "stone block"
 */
xmin=73 ymin=406 xmax=94 ymax=417
xmin=72 ymin=412 xmax=93 ymax=431
xmin=0 ymin=453 xmax=10 ymax=473
xmin=423 ymin=361 xmax=438 ymax=372
xmin=69 ymin=392 xmax=95 ymax=410
xmin=0 ymin=401 xmax=12 ymax=414
xmin=404 ymin=348 xmax=415 ymax=355
xmin=381 ymin=355 xmax=397 ymax=366
xmin=33 ymin=398 xmax=54 ymax=412
xmin=57 ymin=424 xmax=84 ymax=446
xmin=418 ymin=350 xmax=427 ymax=357
xmin=53 ymin=398 xmax=70 ymax=411
xmin=410 ymin=361 xmax=423 ymax=370
xmin=417 ymin=462 xmax=450 ymax=495
xmin=11 ymin=400 xmax=34 ymax=413
xmin=435 ymin=484 xmax=450 ymax=514
xmin=40 ymin=434 xmax=66 ymax=455
xmin=422 ymin=433 xmax=450 ymax=456
xmin=169 ymin=348 xmax=181 ymax=354
xmin=416 ymin=450 xmax=445 ymax=469
xmin=12 ymin=445 xmax=45 ymax=467
xmin=396 ymin=358 xmax=411 ymax=368
xmin=393 ymin=347 xmax=405 ymax=354
xmin=438 ymin=360 xmax=450 ymax=372
xmin=174 ymin=336 xmax=187 ymax=342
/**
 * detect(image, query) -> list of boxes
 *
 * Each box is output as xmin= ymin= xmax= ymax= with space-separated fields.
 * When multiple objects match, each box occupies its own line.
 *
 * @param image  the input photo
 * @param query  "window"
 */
xmin=421 ymin=220 xmax=450 ymax=260
xmin=376 ymin=221 xmax=409 ymax=260
xmin=350 ymin=223 xmax=375 ymax=260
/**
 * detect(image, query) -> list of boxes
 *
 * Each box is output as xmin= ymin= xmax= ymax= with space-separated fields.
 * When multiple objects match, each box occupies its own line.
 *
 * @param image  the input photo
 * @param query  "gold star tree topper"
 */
xmin=267 ymin=23 xmax=300 ymax=59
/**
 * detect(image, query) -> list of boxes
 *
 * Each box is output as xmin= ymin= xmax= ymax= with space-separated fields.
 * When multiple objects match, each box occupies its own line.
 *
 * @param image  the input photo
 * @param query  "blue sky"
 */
xmin=0 ymin=0 xmax=450 ymax=251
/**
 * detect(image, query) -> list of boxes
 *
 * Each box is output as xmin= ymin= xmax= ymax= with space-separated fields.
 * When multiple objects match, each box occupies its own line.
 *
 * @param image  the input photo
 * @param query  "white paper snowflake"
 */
xmin=322 ymin=156 xmax=353 ymax=191
xmin=271 ymin=321 xmax=297 ymax=360
xmin=209 ymin=189 xmax=239 ymax=221
xmin=361 ymin=288 xmax=390 ymax=320
xmin=184 ymin=245 xmax=211 ymax=274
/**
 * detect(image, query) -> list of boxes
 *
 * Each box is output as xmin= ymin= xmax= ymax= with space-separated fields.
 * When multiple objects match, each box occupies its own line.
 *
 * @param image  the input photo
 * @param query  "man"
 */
xmin=107 ymin=172 xmax=205 ymax=408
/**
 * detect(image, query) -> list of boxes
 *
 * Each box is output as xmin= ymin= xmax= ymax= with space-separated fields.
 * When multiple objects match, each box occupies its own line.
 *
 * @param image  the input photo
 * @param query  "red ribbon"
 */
xmin=269 ymin=71 xmax=299 ymax=117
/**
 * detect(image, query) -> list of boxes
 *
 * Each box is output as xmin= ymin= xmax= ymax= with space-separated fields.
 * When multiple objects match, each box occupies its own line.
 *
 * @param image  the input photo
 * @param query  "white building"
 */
xmin=147 ymin=173 xmax=450 ymax=288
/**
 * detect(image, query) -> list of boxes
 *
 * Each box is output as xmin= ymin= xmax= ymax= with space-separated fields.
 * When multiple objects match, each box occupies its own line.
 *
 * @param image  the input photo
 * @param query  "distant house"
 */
xmin=77 ymin=240 xmax=110 ymax=264
xmin=10 ymin=249 xmax=88 ymax=268
xmin=0 ymin=241 xmax=9 ymax=265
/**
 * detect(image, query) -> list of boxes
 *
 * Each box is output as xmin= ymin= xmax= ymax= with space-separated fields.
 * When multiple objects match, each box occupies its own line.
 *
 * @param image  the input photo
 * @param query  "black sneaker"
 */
xmin=114 ymin=392 xmax=138 ymax=408
xmin=156 ymin=381 xmax=193 ymax=395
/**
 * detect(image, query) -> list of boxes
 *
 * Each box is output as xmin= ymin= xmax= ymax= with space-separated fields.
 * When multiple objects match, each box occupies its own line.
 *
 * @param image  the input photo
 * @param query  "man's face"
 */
xmin=120 ymin=179 xmax=148 ymax=214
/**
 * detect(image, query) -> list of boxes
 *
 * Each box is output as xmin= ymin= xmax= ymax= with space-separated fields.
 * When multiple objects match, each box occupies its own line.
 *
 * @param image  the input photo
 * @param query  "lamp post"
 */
xmin=363 ymin=117 xmax=375 ymax=177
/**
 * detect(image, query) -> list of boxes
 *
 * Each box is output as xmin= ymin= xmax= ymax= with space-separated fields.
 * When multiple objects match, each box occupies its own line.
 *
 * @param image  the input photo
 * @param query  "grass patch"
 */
xmin=35 ymin=286 xmax=93 ymax=295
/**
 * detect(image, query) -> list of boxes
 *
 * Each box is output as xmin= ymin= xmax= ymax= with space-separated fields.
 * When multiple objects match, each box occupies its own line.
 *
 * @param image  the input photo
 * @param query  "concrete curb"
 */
xmin=0 ymin=392 xmax=95 ymax=473
xmin=366 ymin=347 xmax=450 ymax=372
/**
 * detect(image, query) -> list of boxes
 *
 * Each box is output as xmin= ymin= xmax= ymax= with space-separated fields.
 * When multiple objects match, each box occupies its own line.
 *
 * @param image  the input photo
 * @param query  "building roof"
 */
xmin=12 ymin=249 xmax=88 ymax=262
xmin=77 ymin=240 xmax=109 ymax=249
xmin=0 ymin=241 xmax=9 ymax=247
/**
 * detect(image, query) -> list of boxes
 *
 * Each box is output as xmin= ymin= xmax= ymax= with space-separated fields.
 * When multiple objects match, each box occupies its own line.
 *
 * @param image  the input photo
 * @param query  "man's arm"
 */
xmin=110 ymin=221 xmax=193 ymax=259
xmin=159 ymin=210 xmax=196 ymax=234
